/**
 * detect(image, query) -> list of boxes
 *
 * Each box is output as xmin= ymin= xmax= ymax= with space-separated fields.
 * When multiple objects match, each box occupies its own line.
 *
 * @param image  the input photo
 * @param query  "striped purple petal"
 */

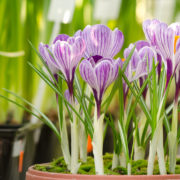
xmin=39 ymin=43 xmax=58 ymax=75
xmin=79 ymin=59 xmax=98 ymax=90
xmin=124 ymin=42 xmax=156 ymax=82
xmin=138 ymin=46 xmax=157 ymax=71
xmin=53 ymin=34 xmax=69 ymax=44
xmin=154 ymin=23 xmax=174 ymax=60
xmin=79 ymin=57 xmax=120 ymax=105
xmin=135 ymin=40 xmax=150 ymax=51
xmin=78 ymin=24 xmax=124 ymax=59
xmin=169 ymin=23 xmax=180 ymax=36
xmin=143 ymin=19 xmax=180 ymax=83
xmin=52 ymin=36 xmax=85 ymax=84
xmin=143 ymin=19 xmax=161 ymax=46
xmin=175 ymin=65 xmax=180 ymax=102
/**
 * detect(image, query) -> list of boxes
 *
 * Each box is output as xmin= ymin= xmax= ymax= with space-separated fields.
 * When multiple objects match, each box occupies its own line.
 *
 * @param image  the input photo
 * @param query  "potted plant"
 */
xmin=2 ymin=20 xmax=180 ymax=179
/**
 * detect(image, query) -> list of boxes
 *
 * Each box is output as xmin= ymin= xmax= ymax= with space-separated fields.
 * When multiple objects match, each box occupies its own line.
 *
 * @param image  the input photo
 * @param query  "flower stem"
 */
xmin=119 ymin=152 xmax=126 ymax=168
xmin=92 ymin=104 xmax=104 ymax=175
xmin=112 ymin=152 xmax=119 ymax=169
xmin=168 ymin=100 xmax=178 ymax=173
xmin=157 ymin=126 xmax=166 ymax=174
xmin=147 ymin=116 xmax=166 ymax=175
xmin=60 ymin=114 xmax=71 ymax=170
xmin=134 ymin=146 xmax=145 ymax=161
xmin=79 ymin=120 xmax=87 ymax=162
xmin=70 ymin=100 xmax=80 ymax=174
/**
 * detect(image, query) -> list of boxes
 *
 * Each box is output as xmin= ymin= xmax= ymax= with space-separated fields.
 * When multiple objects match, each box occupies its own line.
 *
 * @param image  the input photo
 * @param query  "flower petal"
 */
xmin=53 ymin=34 xmax=69 ymax=44
xmin=80 ymin=24 xmax=123 ymax=58
xmin=155 ymin=23 xmax=174 ymax=61
xmin=52 ymin=41 xmax=72 ymax=81
xmin=108 ymin=28 xmax=124 ymax=57
xmin=79 ymin=60 xmax=98 ymax=91
xmin=124 ymin=44 xmax=140 ymax=70
xmin=135 ymin=40 xmax=150 ymax=51
xmin=39 ymin=43 xmax=58 ymax=74
xmin=138 ymin=46 xmax=156 ymax=72
xmin=169 ymin=23 xmax=180 ymax=36
xmin=143 ymin=19 xmax=161 ymax=46
xmin=95 ymin=59 xmax=119 ymax=100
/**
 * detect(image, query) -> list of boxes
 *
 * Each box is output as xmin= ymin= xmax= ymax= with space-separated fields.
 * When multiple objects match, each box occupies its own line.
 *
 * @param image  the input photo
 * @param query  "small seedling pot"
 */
xmin=26 ymin=165 xmax=180 ymax=180
xmin=0 ymin=122 xmax=42 ymax=180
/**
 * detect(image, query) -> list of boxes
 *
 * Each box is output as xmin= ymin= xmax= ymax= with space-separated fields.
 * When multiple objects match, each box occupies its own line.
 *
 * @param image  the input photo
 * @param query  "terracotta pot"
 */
xmin=26 ymin=165 xmax=180 ymax=180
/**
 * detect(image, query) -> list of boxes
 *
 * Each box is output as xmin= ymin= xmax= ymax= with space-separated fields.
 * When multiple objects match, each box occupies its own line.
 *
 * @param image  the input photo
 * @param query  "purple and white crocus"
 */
xmin=143 ymin=19 xmax=180 ymax=93
xmin=143 ymin=19 xmax=180 ymax=174
xmin=39 ymin=34 xmax=86 ymax=97
xmin=79 ymin=24 xmax=124 ymax=117
xmin=79 ymin=24 xmax=124 ymax=175
xmin=39 ymin=34 xmax=86 ymax=174
xmin=123 ymin=40 xmax=156 ymax=100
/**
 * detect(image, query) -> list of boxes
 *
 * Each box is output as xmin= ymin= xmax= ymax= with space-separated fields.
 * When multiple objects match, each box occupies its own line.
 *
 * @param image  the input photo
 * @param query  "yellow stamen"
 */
xmin=174 ymin=35 xmax=180 ymax=54
xmin=122 ymin=58 xmax=125 ymax=62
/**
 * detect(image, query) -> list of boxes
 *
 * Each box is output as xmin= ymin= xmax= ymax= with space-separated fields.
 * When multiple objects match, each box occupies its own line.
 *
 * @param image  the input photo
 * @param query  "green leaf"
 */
xmin=118 ymin=121 xmax=129 ymax=162
xmin=28 ymin=62 xmax=86 ymax=129
xmin=28 ymin=41 xmax=58 ymax=86
xmin=58 ymin=77 xmax=63 ymax=130
xmin=122 ymin=45 xmax=136 ymax=73
xmin=120 ymin=68 xmax=152 ymax=124
xmin=74 ymin=74 xmax=93 ymax=137
xmin=118 ymin=69 xmax=124 ymax=125
xmin=0 ymin=90 xmax=61 ymax=141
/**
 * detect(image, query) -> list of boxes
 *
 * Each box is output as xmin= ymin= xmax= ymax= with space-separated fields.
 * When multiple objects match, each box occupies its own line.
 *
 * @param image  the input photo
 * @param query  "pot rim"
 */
xmin=27 ymin=165 xmax=180 ymax=178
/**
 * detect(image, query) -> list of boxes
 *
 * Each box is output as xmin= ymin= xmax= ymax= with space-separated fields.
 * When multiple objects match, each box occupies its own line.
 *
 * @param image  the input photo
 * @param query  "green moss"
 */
xmin=176 ymin=158 xmax=180 ymax=165
xmin=113 ymin=166 xmax=127 ymax=175
xmin=34 ymin=164 xmax=47 ymax=171
xmin=79 ymin=164 xmax=94 ymax=172
xmin=175 ymin=165 xmax=180 ymax=174
xmin=33 ymin=154 xmax=180 ymax=175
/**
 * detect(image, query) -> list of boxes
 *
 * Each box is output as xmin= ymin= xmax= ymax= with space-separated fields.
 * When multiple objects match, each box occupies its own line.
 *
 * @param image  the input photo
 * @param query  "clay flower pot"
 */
xmin=26 ymin=165 xmax=180 ymax=180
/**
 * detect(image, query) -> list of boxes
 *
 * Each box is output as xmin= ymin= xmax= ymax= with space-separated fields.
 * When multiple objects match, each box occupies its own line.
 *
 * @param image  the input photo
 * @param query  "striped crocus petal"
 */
xmin=154 ymin=22 xmax=180 ymax=85
xmin=53 ymin=34 xmax=69 ymax=44
xmin=39 ymin=43 xmax=58 ymax=75
xmin=52 ymin=36 xmax=85 ymax=87
xmin=79 ymin=58 xmax=120 ymax=106
xmin=124 ymin=43 xmax=156 ymax=82
xmin=169 ymin=23 xmax=180 ymax=36
xmin=138 ymin=46 xmax=157 ymax=72
xmin=135 ymin=40 xmax=150 ymax=51
xmin=77 ymin=24 xmax=124 ymax=59
xmin=143 ymin=19 xmax=161 ymax=46
xmin=175 ymin=64 xmax=180 ymax=102
xmin=143 ymin=20 xmax=180 ymax=86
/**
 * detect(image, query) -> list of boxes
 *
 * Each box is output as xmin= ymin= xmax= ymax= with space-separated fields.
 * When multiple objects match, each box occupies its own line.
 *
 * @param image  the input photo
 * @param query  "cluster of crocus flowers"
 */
xmin=39 ymin=34 xmax=86 ymax=173
xmin=37 ymin=19 xmax=180 ymax=176
xmin=39 ymin=24 xmax=124 ymax=175
xmin=143 ymin=19 xmax=180 ymax=174
xmin=79 ymin=24 xmax=124 ymax=175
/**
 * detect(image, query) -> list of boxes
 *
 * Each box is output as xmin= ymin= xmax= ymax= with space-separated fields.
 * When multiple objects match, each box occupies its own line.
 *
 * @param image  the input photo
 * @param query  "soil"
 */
xmin=34 ymin=153 xmax=180 ymax=175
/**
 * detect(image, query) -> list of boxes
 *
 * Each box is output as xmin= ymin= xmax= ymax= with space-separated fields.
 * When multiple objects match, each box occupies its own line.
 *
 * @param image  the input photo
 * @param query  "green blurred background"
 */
xmin=0 ymin=0 xmax=179 ymax=124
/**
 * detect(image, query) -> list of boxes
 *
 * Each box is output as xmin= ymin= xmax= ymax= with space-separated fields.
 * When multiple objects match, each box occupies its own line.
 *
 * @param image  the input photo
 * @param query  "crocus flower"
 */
xmin=124 ymin=41 xmax=156 ymax=82
xmin=80 ymin=57 xmax=120 ymax=117
xmin=142 ymin=19 xmax=164 ymax=77
xmin=123 ymin=41 xmax=156 ymax=99
xmin=39 ymin=34 xmax=86 ymax=96
xmin=143 ymin=19 xmax=180 ymax=90
xmin=76 ymin=24 xmax=124 ymax=59
xmin=78 ymin=24 xmax=124 ymax=116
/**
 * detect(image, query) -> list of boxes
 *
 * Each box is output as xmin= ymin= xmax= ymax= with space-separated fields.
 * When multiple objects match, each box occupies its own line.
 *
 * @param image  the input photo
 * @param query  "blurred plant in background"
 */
xmin=0 ymin=0 xmax=179 ymax=125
